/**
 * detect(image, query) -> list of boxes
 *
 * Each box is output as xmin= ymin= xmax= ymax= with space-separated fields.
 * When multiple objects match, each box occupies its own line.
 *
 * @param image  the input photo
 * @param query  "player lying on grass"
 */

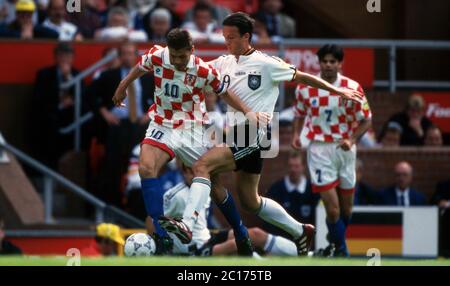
xmin=164 ymin=163 xmax=299 ymax=257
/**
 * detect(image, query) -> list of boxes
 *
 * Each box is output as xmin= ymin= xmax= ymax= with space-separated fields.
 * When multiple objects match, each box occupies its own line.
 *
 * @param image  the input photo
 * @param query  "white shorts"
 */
xmin=306 ymin=141 xmax=356 ymax=194
xmin=142 ymin=121 xmax=209 ymax=167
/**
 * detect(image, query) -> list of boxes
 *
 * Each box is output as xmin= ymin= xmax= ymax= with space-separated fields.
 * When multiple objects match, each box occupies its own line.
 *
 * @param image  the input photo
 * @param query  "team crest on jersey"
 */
xmin=184 ymin=73 xmax=197 ymax=86
xmin=248 ymin=74 xmax=261 ymax=90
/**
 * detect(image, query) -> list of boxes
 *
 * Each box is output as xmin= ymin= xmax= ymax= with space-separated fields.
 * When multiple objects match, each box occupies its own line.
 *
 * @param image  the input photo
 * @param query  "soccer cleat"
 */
xmin=314 ymin=243 xmax=336 ymax=258
xmin=158 ymin=216 xmax=193 ymax=244
xmin=235 ymin=237 xmax=254 ymax=256
xmin=294 ymin=224 xmax=316 ymax=256
xmin=152 ymin=233 xmax=174 ymax=255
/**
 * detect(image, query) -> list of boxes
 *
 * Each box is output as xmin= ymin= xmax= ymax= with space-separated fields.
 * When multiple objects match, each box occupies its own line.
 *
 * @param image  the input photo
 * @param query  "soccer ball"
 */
xmin=124 ymin=233 xmax=156 ymax=256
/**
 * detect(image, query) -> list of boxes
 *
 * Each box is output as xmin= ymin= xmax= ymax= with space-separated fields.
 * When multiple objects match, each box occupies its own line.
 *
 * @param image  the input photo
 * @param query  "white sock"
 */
xmin=182 ymin=177 xmax=211 ymax=230
xmin=263 ymin=234 xmax=298 ymax=256
xmin=257 ymin=197 xmax=304 ymax=239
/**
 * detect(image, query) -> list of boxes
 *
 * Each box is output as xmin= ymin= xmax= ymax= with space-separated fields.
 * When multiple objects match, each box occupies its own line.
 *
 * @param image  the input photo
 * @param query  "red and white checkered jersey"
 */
xmin=294 ymin=73 xmax=372 ymax=143
xmin=138 ymin=45 xmax=224 ymax=129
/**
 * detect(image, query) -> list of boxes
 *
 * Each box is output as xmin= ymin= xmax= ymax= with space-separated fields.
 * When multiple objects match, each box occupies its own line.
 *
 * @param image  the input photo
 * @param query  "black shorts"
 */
xmin=225 ymin=123 xmax=271 ymax=174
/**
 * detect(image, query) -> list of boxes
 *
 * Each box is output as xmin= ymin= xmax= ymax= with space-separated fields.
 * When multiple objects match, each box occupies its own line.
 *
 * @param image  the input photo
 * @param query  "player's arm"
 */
xmin=338 ymin=118 xmax=372 ymax=151
xmin=220 ymin=90 xmax=271 ymax=125
xmin=112 ymin=64 xmax=147 ymax=106
xmin=293 ymin=71 xmax=364 ymax=102
xmin=292 ymin=116 xmax=305 ymax=150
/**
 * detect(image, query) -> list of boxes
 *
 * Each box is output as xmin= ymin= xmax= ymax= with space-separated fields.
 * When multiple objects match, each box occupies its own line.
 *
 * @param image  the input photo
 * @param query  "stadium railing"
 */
xmin=0 ymin=132 xmax=145 ymax=228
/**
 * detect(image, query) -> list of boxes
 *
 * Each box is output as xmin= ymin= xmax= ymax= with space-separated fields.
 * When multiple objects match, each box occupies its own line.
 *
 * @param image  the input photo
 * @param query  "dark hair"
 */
xmin=118 ymin=41 xmax=137 ymax=56
xmin=166 ymin=28 xmax=193 ymax=50
xmin=316 ymin=44 xmax=344 ymax=62
xmin=193 ymin=2 xmax=212 ymax=16
xmin=222 ymin=12 xmax=254 ymax=41
xmin=54 ymin=42 xmax=74 ymax=55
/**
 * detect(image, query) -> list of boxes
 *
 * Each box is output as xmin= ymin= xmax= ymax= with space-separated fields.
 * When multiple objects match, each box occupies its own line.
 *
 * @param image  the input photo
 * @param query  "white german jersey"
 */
xmin=138 ymin=45 xmax=225 ymax=129
xmin=163 ymin=182 xmax=211 ymax=254
xmin=209 ymin=50 xmax=297 ymax=115
xmin=294 ymin=73 xmax=372 ymax=143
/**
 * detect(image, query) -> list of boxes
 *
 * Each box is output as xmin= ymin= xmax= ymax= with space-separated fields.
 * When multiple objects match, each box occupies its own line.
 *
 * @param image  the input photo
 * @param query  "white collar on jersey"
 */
xmin=162 ymin=47 xmax=195 ymax=69
xmin=284 ymin=175 xmax=307 ymax=194
xmin=318 ymin=72 xmax=342 ymax=87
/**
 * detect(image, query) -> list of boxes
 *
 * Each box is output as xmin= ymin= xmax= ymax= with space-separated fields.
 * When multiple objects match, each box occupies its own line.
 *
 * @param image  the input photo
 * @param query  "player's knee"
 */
xmin=192 ymin=159 xmax=209 ymax=177
xmin=240 ymin=199 xmax=260 ymax=214
xmin=138 ymin=161 xmax=158 ymax=178
xmin=326 ymin=207 xmax=341 ymax=223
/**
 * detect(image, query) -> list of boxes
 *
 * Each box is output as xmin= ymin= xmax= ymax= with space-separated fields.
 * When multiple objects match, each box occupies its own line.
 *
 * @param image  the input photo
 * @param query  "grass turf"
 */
xmin=0 ymin=256 xmax=449 ymax=266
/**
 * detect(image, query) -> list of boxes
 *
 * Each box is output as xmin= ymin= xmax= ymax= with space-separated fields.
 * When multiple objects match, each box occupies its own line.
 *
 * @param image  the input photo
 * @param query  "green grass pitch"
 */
xmin=1 ymin=256 xmax=449 ymax=266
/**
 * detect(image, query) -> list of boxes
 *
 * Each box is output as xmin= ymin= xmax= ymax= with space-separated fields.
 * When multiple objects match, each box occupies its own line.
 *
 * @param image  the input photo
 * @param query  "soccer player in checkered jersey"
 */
xmin=160 ymin=13 xmax=364 ymax=256
xmin=292 ymin=44 xmax=372 ymax=256
xmin=112 ymin=29 xmax=260 ymax=255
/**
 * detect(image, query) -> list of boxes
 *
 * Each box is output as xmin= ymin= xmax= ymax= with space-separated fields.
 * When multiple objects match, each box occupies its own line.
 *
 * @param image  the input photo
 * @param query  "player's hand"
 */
xmin=247 ymin=112 xmax=272 ymax=126
xmin=337 ymin=139 xmax=354 ymax=151
xmin=112 ymin=88 xmax=127 ymax=107
xmin=337 ymin=88 xmax=364 ymax=103
xmin=139 ymin=115 xmax=150 ymax=125
xmin=291 ymin=135 xmax=302 ymax=150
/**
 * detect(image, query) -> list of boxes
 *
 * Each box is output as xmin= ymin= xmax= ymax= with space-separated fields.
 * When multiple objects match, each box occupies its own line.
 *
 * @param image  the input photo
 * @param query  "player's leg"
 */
xmin=252 ymin=228 xmax=298 ymax=256
xmin=235 ymin=170 xmax=313 ymax=255
xmin=307 ymin=141 xmax=347 ymax=255
xmin=177 ymin=145 xmax=235 ymax=229
xmin=190 ymin=146 xmax=253 ymax=254
xmin=139 ymin=121 xmax=175 ymax=247
xmin=139 ymin=143 xmax=172 ymax=238
xmin=334 ymin=146 xmax=357 ymax=256
xmin=319 ymin=188 xmax=349 ymax=255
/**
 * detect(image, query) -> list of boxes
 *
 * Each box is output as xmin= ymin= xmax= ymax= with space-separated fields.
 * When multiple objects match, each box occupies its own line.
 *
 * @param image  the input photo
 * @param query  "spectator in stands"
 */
xmin=254 ymin=0 xmax=296 ymax=38
xmin=83 ymin=223 xmax=125 ymax=256
xmin=432 ymin=178 xmax=450 ymax=257
xmin=93 ymin=47 xmax=121 ymax=80
xmin=0 ymin=0 xmax=58 ymax=39
xmin=127 ymin=0 xmax=153 ymax=30
xmin=380 ymin=161 xmax=426 ymax=206
xmin=182 ymin=2 xmax=223 ymax=44
xmin=382 ymin=94 xmax=433 ymax=146
xmin=67 ymin=0 xmax=103 ymax=39
xmin=0 ymin=216 xmax=22 ymax=255
xmin=264 ymin=151 xmax=319 ymax=237
xmin=379 ymin=121 xmax=402 ymax=147
xmin=424 ymin=125 xmax=444 ymax=147
xmin=0 ymin=0 xmax=40 ymax=25
xmin=90 ymin=42 xmax=154 ymax=206
xmin=184 ymin=0 xmax=231 ymax=28
xmin=142 ymin=0 xmax=181 ymax=37
xmin=251 ymin=13 xmax=274 ymax=45
xmin=40 ymin=0 xmax=82 ymax=41
xmin=94 ymin=6 xmax=147 ymax=41
xmin=354 ymin=159 xmax=380 ymax=205
xmin=145 ymin=7 xmax=170 ymax=42
xmin=31 ymin=42 xmax=86 ymax=168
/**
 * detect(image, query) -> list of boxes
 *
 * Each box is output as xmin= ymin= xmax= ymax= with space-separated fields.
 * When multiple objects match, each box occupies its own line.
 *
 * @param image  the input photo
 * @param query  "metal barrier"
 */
xmin=0 ymin=132 xmax=145 ymax=228
xmin=59 ymin=49 xmax=118 ymax=152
